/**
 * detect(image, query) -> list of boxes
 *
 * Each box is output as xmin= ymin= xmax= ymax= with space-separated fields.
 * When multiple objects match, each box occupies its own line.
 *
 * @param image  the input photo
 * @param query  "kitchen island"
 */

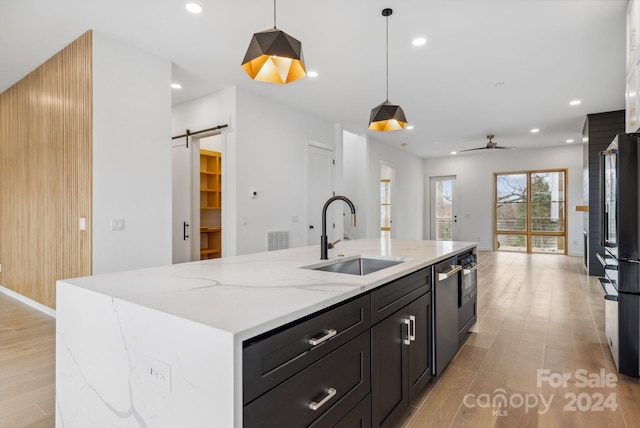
xmin=56 ymin=239 xmax=476 ymax=428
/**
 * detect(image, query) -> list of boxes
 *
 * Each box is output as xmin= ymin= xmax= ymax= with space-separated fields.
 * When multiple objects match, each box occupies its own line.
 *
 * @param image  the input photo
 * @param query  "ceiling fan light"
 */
xmin=368 ymin=100 xmax=408 ymax=131
xmin=241 ymin=28 xmax=306 ymax=84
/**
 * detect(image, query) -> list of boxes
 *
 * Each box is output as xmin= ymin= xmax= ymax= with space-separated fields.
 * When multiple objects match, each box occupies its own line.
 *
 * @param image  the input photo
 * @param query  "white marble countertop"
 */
xmin=59 ymin=239 xmax=475 ymax=341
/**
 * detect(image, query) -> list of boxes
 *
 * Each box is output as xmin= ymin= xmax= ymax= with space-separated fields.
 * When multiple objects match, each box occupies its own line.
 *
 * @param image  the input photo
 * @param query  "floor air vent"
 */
xmin=267 ymin=230 xmax=290 ymax=251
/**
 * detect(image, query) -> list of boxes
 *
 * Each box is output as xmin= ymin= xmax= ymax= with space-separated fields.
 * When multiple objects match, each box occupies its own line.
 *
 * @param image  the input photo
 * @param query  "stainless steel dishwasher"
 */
xmin=433 ymin=256 xmax=462 ymax=377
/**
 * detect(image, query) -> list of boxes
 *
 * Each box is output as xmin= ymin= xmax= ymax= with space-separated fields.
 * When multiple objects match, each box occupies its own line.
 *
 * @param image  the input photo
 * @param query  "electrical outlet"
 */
xmin=148 ymin=358 xmax=171 ymax=392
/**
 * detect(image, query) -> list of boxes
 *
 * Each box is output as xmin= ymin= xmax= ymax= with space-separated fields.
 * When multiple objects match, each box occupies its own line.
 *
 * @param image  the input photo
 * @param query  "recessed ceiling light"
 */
xmin=412 ymin=37 xmax=426 ymax=46
xmin=531 ymin=128 xmax=540 ymax=133
xmin=566 ymin=139 xmax=574 ymax=143
xmin=307 ymin=70 xmax=318 ymax=78
xmin=185 ymin=3 xmax=203 ymax=14
xmin=171 ymin=83 xmax=182 ymax=89
xmin=406 ymin=125 xmax=414 ymax=130
xmin=569 ymin=99 xmax=581 ymax=106
xmin=451 ymin=151 xmax=457 ymax=155
xmin=582 ymin=137 xmax=588 ymax=142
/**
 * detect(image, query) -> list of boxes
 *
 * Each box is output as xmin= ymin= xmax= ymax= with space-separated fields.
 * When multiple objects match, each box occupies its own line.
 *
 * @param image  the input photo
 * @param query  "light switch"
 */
xmin=111 ymin=218 xmax=125 ymax=231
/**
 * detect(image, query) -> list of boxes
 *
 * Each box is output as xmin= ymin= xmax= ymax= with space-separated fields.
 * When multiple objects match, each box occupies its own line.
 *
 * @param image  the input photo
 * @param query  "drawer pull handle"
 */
xmin=438 ymin=265 xmax=462 ymax=281
xmin=308 ymin=329 xmax=337 ymax=346
xmin=308 ymin=387 xmax=337 ymax=410
xmin=408 ymin=315 xmax=416 ymax=342
xmin=403 ymin=318 xmax=411 ymax=345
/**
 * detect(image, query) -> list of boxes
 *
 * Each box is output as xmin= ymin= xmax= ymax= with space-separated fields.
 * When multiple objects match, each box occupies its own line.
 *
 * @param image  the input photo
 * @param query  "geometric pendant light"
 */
xmin=241 ymin=0 xmax=306 ymax=84
xmin=368 ymin=8 xmax=408 ymax=131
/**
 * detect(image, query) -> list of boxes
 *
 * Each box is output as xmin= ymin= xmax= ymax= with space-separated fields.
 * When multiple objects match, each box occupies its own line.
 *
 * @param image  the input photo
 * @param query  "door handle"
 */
xmin=183 ymin=222 xmax=189 ymax=240
xmin=403 ymin=318 xmax=411 ymax=345
xmin=408 ymin=315 xmax=416 ymax=342
xmin=309 ymin=225 xmax=315 ymax=229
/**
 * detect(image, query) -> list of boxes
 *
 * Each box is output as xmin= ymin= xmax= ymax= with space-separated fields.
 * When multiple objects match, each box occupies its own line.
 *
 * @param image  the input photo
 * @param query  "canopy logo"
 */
xmin=462 ymin=368 xmax=618 ymax=416
xmin=462 ymin=389 xmax=553 ymax=415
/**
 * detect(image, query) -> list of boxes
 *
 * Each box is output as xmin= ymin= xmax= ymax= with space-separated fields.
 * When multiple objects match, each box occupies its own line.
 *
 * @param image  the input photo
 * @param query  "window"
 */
xmin=494 ymin=169 xmax=567 ymax=254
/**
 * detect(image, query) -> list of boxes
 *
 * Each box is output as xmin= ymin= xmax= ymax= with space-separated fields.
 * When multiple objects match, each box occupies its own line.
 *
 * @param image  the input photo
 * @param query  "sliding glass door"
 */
xmin=494 ymin=170 xmax=567 ymax=254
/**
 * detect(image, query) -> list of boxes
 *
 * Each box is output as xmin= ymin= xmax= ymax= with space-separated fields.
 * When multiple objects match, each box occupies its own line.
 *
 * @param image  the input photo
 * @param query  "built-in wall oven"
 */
xmin=458 ymin=251 xmax=478 ymax=345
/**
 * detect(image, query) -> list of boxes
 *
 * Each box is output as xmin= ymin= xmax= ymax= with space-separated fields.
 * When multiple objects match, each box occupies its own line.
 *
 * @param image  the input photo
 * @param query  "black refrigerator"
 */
xmin=598 ymin=132 xmax=640 ymax=378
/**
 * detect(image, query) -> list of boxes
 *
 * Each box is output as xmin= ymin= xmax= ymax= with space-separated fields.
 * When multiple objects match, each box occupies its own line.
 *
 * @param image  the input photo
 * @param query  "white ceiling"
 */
xmin=0 ymin=0 xmax=627 ymax=158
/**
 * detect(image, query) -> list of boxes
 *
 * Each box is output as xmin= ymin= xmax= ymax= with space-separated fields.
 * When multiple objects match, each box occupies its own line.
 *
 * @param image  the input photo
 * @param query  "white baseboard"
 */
xmin=0 ymin=285 xmax=56 ymax=318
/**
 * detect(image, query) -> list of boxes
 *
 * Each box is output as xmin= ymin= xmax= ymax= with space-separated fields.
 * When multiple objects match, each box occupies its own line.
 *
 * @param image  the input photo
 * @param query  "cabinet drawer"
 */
xmin=333 ymin=394 xmax=371 ymax=428
xmin=309 ymin=394 xmax=371 ymax=428
xmin=371 ymin=267 xmax=431 ymax=324
xmin=243 ymin=332 xmax=371 ymax=428
xmin=243 ymin=294 xmax=370 ymax=404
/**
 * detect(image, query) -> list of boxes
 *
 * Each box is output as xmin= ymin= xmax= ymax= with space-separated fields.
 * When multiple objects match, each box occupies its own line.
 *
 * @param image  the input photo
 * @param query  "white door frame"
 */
xmin=191 ymin=131 xmax=230 ymax=258
xmin=429 ymin=175 xmax=458 ymax=241
xmin=379 ymin=161 xmax=395 ymax=238
xmin=306 ymin=141 xmax=336 ymax=246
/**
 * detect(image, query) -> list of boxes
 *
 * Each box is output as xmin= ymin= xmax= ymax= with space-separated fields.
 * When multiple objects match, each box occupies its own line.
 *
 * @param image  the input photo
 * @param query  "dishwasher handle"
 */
xmin=438 ymin=265 xmax=462 ymax=281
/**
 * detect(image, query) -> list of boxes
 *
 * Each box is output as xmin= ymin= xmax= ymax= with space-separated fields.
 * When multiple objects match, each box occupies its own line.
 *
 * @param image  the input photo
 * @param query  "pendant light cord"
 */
xmin=273 ymin=0 xmax=277 ymax=29
xmin=385 ymin=13 xmax=389 ymax=101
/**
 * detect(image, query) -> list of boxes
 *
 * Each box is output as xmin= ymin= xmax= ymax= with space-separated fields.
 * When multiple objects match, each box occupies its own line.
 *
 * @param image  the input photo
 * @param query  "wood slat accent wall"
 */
xmin=0 ymin=31 xmax=93 ymax=309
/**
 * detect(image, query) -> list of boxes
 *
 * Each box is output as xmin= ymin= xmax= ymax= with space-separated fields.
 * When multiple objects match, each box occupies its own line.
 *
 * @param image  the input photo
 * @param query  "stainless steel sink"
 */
xmin=305 ymin=256 xmax=406 ymax=276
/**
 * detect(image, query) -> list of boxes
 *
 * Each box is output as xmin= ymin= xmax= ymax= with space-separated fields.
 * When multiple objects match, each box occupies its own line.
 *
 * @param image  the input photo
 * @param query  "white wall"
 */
xmin=235 ymin=88 xmax=338 ymax=254
xmin=343 ymin=131 xmax=368 ymax=239
xmin=172 ymin=87 xmax=339 ymax=256
xmin=172 ymin=87 xmax=238 ymax=256
xmin=365 ymin=137 xmax=425 ymax=240
xmin=92 ymin=32 xmax=172 ymax=274
xmin=423 ymin=144 xmax=584 ymax=255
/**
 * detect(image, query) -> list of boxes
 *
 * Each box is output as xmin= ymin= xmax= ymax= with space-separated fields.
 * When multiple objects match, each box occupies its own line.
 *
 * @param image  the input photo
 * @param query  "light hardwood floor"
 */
xmin=400 ymin=251 xmax=640 ymax=428
xmin=0 ymin=292 xmax=55 ymax=428
xmin=1 ymin=251 xmax=639 ymax=427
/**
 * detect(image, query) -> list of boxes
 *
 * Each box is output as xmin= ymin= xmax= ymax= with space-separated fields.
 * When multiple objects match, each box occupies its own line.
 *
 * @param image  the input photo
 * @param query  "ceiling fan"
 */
xmin=460 ymin=135 xmax=516 ymax=152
